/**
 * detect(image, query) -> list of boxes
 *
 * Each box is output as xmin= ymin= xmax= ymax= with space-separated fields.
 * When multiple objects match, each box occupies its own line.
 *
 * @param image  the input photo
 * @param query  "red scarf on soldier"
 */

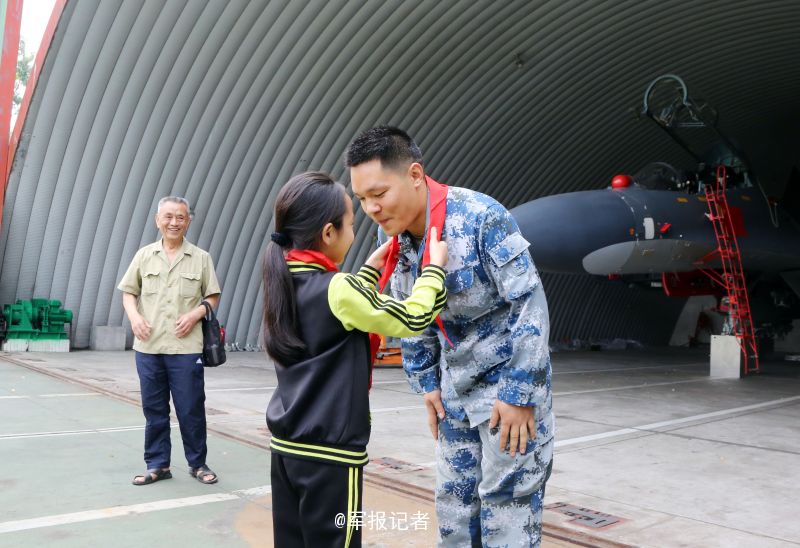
xmin=286 ymin=176 xmax=453 ymax=391
xmin=377 ymin=176 xmax=453 ymax=347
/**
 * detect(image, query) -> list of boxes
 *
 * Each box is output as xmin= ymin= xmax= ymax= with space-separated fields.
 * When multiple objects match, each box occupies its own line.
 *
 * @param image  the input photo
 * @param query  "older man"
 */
xmin=346 ymin=127 xmax=554 ymax=547
xmin=118 ymin=196 xmax=221 ymax=486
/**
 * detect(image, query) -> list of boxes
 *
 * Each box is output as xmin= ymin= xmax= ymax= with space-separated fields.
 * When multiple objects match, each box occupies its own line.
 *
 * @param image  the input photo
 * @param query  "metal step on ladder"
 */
xmin=701 ymin=165 xmax=760 ymax=374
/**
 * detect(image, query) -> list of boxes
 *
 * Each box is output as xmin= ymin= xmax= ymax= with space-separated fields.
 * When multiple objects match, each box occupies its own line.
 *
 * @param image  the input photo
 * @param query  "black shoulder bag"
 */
xmin=201 ymin=300 xmax=226 ymax=367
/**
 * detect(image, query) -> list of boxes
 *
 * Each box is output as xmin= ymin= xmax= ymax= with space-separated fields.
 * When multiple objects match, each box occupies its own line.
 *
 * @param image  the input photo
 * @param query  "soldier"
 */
xmin=346 ymin=127 xmax=554 ymax=547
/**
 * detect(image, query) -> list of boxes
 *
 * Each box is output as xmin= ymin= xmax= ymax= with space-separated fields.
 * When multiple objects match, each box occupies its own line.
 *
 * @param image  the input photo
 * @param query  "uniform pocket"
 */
xmin=487 ymin=232 xmax=540 ymax=300
xmin=486 ymin=232 xmax=530 ymax=268
xmin=179 ymin=272 xmax=201 ymax=298
xmin=141 ymin=271 xmax=161 ymax=294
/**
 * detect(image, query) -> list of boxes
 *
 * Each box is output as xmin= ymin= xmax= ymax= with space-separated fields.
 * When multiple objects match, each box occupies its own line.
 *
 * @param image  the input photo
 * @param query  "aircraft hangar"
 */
xmin=3 ymin=0 xmax=800 ymax=349
xmin=2 ymin=2 xmax=800 ymax=547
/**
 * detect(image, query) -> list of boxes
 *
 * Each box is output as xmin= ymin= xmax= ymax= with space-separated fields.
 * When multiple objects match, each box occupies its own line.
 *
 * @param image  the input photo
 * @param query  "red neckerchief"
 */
xmin=378 ymin=175 xmax=454 ymax=347
xmin=286 ymin=249 xmax=338 ymax=272
xmin=286 ymin=248 xmax=379 ymax=388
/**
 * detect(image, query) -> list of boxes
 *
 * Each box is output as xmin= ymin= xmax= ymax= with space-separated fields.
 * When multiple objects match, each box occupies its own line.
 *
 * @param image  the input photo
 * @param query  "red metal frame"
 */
xmin=0 ymin=0 xmax=24 ymax=200
xmin=0 ymin=0 xmax=67 ymax=228
xmin=700 ymin=166 xmax=760 ymax=374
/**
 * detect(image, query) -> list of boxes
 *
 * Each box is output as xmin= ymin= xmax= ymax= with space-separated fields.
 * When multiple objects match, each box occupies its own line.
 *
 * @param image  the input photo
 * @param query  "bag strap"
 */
xmin=201 ymin=300 xmax=214 ymax=321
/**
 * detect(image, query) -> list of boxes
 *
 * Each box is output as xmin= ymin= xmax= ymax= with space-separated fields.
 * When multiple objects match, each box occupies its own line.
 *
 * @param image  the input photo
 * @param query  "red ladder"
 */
xmin=702 ymin=165 xmax=760 ymax=374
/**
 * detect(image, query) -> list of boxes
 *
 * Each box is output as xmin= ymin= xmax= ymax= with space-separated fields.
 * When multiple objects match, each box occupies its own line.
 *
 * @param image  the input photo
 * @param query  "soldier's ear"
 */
xmin=408 ymin=162 xmax=424 ymax=185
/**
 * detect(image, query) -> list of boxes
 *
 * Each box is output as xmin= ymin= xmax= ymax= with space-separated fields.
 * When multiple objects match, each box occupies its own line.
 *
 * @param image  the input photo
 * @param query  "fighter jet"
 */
xmin=510 ymin=75 xmax=800 ymax=346
xmin=511 ymin=170 xmax=800 ymax=278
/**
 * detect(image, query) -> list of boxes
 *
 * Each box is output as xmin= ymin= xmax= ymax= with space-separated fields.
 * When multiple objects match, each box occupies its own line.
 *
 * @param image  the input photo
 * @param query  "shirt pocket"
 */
xmin=141 ymin=271 xmax=161 ymax=294
xmin=486 ymin=232 xmax=540 ymax=300
xmin=179 ymin=272 xmax=202 ymax=298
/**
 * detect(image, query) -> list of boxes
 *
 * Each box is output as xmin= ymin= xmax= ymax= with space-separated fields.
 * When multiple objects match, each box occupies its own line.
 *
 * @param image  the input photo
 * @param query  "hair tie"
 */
xmin=270 ymin=232 xmax=290 ymax=246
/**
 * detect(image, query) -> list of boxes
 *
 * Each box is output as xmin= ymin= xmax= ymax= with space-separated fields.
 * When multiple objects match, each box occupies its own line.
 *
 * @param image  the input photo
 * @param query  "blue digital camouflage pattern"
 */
xmin=438 ymin=415 xmax=553 ymax=547
xmin=387 ymin=186 xmax=555 ymax=547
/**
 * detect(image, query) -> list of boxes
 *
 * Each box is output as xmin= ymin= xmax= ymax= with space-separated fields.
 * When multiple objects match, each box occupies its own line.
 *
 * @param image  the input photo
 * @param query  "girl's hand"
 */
xmin=366 ymin=240 xmax=392 ymax=270
xmin=428 ymin=227 xmax=448 ymax=267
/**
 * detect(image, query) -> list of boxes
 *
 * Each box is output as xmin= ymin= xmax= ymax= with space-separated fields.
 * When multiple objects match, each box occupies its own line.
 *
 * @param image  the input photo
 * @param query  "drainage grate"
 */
xmin=545 ymin=502 xmax=625 ymax=529
xmin=371 ymin=457 xmax=425 ymax=473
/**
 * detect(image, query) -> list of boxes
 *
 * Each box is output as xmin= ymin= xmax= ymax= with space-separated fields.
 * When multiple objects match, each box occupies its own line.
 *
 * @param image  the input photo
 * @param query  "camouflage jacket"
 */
xmin=387 ymin=186 xmax=554 ymax=439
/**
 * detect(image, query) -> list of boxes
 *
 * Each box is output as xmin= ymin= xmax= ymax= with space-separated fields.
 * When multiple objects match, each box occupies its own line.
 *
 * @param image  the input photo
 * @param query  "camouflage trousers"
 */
xmin=436 ymin=414 xmax=553 ymax=547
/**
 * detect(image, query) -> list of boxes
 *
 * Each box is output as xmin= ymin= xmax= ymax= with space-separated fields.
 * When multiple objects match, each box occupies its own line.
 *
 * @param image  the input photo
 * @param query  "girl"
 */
xmin=263 ymin=171 xmax=447 ymax=548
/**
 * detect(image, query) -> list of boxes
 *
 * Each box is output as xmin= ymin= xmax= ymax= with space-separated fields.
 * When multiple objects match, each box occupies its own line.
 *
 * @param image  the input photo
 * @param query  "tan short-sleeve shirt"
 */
xmin=118 ymin=239 xmax=221 ymax=354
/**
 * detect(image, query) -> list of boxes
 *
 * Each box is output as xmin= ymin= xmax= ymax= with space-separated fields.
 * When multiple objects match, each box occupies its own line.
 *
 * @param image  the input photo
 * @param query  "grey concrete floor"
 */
xmin=1 ymin=347 xmax=799 ymax=547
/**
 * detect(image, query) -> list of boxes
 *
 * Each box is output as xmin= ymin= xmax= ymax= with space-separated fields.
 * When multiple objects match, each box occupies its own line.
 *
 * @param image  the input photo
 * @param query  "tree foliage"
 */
xmin=14 ymin=39 xmax=34 ymax=112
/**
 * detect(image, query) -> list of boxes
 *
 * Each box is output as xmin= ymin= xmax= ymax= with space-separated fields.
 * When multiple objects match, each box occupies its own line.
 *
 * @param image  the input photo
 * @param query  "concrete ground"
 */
xmin=0 ymin=347 xmax=798 ymax=547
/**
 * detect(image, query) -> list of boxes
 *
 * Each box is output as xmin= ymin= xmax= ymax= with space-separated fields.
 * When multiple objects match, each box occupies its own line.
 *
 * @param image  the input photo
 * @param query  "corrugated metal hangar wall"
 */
xmin=2 ymin=0 xmax=799 ymax=348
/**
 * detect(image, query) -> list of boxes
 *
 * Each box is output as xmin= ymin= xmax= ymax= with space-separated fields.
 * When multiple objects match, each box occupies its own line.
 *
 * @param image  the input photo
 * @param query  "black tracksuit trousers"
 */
xmin=271 ymin=453 xmax=364 ymax=547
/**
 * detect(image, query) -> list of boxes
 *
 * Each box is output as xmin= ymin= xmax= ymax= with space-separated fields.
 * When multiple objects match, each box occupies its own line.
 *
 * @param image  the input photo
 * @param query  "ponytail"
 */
xmin=262 ymin=240 xmax=306 ymax=364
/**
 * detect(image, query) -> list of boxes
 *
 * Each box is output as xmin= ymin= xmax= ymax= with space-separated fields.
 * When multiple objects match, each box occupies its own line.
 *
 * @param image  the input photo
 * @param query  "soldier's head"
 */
xmin=155 ymin=196 xmax=192 ymax=244
xmin=346 ymin=126 xmax=428 ymax=238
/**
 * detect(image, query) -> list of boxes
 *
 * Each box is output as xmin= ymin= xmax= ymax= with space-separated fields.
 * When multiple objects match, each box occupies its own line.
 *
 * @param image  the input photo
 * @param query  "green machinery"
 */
xmin=0 ymin=299 xmax=73 ymax=341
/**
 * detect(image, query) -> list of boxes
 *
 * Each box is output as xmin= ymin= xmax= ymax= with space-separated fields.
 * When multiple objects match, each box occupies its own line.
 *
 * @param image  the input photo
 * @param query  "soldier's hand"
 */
xmin=130 ymin=314 xmax=152 ymax=341
xmin=366 ymin=240 xmax=392 ymax=270
xmin=175 ymin=311 xmax=200 ymax=338
xmin=427 ymin=227 xmax=448 ymax=267
xmin=489 ymin=400 xmax=536 ymax=457
xmin=423 ymin=389 xmax=446 ymax=440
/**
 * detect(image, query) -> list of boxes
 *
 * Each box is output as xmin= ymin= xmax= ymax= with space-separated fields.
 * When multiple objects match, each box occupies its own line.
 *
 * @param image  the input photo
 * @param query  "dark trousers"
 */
xmin=135 ymin=352 xmax=207 ymax=469
xmin=271 ymin=453 xmax=363 ymax=548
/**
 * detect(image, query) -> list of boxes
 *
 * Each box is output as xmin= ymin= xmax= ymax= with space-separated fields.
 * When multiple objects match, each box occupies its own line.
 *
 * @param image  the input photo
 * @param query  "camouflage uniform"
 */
xmin=387 ymin=187 xmax=554 ymax=547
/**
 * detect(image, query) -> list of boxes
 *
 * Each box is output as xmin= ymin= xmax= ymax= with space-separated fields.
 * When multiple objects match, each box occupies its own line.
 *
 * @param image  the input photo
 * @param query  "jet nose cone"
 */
xmin=510 ymin=190 xmax=635 ymax=274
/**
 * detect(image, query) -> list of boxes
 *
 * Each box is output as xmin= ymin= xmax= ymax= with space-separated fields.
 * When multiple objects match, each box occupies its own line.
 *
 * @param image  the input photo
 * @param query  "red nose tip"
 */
xmin=611 ymin=174 xmax=632 ymax=189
